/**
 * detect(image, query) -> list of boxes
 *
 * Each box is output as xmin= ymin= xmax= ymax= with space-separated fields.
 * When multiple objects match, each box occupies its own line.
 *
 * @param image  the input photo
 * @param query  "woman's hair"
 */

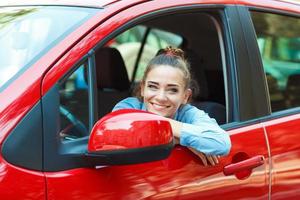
xmin=134 ymin=46 xmax=199 ymax=101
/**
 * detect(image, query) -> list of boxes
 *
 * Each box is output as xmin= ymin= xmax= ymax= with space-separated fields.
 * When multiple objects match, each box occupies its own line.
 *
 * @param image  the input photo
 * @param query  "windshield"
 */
xmin=0 ymin=6 xmax=98 ymax=89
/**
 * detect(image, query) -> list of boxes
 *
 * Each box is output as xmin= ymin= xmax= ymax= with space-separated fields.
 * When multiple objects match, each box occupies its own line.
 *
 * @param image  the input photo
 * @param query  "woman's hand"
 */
xmin=174 ymin=137 xmax=220 ymax=166
xmin=188 ymin=147 xmax=220 ymax=166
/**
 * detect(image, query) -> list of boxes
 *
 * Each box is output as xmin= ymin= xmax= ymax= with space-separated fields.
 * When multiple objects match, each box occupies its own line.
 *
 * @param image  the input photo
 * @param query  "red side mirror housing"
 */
xmin=87 ymin=109 xmax=173 ymax=165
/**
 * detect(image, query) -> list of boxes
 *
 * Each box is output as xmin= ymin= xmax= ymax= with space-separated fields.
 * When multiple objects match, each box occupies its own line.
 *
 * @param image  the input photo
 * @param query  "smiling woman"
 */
xmin=0 ymin=6 xmax=98 ymax=90
xmin=113 ymin=46 xmax=231 ymax=165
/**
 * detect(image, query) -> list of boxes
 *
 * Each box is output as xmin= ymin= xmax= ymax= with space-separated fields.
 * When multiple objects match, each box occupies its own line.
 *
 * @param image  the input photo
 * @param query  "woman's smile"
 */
xmin=150 ymin=102 xmax=170 ymax=110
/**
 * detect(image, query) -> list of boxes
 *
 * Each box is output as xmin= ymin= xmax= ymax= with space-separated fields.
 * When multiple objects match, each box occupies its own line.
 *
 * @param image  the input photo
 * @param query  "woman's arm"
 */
xmin=167 ymin=106 xmax=231 ymax=156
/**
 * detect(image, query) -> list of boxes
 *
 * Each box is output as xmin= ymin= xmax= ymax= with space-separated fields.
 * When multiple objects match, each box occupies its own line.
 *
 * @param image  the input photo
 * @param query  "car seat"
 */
xmin=184 ymin=48 xmax=226 ymax=124
xmin=94 ymin=47 xmax=131 ymax=118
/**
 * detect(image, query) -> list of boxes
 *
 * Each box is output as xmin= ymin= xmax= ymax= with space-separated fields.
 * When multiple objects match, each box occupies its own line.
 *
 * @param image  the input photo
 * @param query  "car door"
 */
xmin=41 ymin=2 xmax=271 ymax=199
xmin=250 ymin=9 xmax=300 ymax=199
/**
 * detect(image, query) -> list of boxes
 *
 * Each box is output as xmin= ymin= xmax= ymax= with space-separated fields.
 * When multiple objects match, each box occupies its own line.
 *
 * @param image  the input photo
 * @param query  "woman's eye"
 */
xmin=169 ymin=88 xmax=178 ymax=93
xmin=147 ymin=85 xmax=157 ymax=90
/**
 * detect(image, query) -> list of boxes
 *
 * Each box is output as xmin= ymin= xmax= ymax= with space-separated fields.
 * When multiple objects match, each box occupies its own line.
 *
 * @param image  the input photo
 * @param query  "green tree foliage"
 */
xmin=0 ymin=8 xmax=36 ymax=30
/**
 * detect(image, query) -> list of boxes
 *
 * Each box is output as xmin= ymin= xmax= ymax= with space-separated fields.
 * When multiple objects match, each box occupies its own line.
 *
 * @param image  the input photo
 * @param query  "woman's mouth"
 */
xmin=150 ymin=103 xmax=170 ymax=110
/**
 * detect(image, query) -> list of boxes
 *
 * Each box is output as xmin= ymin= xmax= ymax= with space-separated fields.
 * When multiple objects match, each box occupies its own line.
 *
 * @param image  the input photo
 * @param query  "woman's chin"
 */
xmin=148 ymin=109 xmax=167 ymax=117
xmin=148 ymin=109 xmax=174 ymax=118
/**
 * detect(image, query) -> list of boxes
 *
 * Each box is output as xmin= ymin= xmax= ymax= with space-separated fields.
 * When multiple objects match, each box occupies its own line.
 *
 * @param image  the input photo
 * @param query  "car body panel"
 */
xmin=262 ymin=113 xmax=300 ymax=199
xmin=0 ymin=157 xmax=45 ymax=199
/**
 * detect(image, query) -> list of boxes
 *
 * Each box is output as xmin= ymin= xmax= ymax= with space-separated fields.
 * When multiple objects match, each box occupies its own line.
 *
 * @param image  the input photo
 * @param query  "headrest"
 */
xmin=94 ymin=47 xmax=130 ymax=91
xmin=184 ymin=49 xmax=208 ymax=100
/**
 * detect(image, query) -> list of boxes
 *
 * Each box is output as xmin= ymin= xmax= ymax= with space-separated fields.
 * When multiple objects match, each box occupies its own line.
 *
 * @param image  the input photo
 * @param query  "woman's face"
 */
xmin=141 ymin=65 xmax=191 ymax=118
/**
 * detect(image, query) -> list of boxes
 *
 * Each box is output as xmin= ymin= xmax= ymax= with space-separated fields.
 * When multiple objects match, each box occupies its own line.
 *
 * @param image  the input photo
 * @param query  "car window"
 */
xmin=109 ymin=25 xmax=183 ymax=81
xmin=251 ymin=11 xmax=300 ymax=112
xmin=0 ymin=6 xmax=98 ymax=90
xmin=59 ymin=62 xmax=89 ymax=140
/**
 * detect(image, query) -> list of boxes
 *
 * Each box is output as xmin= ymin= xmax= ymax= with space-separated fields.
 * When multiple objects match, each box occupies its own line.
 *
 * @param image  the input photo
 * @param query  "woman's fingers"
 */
xmin=188 ymin=147 xmax=220 ymax=166
xmin=198 ymin=152 xmax=208 ymax=166
xmin=206 ymin=155 xmax=219 ymax=166
xmin=206 ymin=155 xmax=215 ymax=166
xmin=212 ymin=155 xmax=219 ymax=164
xmin=188 ymin=147 xmax=208 ymax=166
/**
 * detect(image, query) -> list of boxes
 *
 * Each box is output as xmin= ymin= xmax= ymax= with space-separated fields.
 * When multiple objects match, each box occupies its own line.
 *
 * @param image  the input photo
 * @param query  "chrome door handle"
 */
xmin=223 ymin=155 xmax=265 ymax=176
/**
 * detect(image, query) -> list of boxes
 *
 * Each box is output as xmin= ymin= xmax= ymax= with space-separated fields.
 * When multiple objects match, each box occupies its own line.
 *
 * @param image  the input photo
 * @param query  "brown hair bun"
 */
xmin=156 ymin=46 xmax=185 ymax=59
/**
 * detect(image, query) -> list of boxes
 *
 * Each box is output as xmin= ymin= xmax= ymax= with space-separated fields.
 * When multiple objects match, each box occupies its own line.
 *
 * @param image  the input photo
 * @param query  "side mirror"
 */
xmin=86 ymin=109 xmax=173 ymax=165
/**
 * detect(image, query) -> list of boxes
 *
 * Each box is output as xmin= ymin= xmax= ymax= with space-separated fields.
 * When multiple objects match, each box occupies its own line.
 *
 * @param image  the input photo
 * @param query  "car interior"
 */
xmin=59 ymin=10 xmax=227 ymax=140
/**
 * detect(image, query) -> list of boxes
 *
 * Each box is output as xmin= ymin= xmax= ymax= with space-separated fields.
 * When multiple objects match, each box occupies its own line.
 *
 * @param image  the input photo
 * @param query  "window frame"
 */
xmin=42 ymin=53 xmax=97 ymax=171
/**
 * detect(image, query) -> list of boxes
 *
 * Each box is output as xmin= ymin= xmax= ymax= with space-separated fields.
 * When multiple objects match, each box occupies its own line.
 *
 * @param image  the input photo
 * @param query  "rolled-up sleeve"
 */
xmin=179 ymin=107 xmax=231 ymax=155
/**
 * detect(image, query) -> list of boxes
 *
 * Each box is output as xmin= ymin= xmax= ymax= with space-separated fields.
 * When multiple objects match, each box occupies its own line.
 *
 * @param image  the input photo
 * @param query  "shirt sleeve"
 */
xmin=112 ymin=97 xmax=142 ymax=111
xmin=179 ymin=106 xmax=231 ymax=155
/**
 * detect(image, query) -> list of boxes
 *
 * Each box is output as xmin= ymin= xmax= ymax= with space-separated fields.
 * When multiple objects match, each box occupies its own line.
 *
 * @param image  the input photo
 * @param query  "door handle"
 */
xmin=223 ymin=155 xmax=265 ymax=176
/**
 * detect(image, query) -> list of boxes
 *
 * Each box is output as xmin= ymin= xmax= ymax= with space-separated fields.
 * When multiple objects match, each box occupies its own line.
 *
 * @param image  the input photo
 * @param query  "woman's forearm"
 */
xmin=166 ymin=118 xmax=182 ymax=138
xmin=166 ymin=118 xmax=231 ymax=155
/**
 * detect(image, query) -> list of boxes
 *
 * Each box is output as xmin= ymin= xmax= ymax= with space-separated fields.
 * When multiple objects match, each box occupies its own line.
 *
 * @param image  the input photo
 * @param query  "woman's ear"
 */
xmin=183 ymin=88 xmax=192 ymax=104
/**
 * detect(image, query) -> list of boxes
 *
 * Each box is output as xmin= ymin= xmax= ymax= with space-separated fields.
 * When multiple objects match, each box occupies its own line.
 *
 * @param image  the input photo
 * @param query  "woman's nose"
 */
xmin=155 ymin=90 xmax=168 ymax=101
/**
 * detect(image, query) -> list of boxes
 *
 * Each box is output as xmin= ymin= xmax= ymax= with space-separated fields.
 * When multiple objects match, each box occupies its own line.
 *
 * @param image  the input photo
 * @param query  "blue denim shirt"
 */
xmin=113 ymin=97 xmax=231 ymax=155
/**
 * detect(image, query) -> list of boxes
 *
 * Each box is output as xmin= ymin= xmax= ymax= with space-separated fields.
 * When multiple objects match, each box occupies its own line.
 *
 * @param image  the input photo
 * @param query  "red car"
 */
xmin=0 ymin=0 xmax=300 ymax=199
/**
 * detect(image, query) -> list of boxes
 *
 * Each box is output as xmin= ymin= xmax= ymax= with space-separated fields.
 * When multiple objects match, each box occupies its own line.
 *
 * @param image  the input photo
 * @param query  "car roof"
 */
xmin=0 ymin=0 xmax=120 ymax=8
xmin=1 ymin=0 xmax=299 ymax=8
